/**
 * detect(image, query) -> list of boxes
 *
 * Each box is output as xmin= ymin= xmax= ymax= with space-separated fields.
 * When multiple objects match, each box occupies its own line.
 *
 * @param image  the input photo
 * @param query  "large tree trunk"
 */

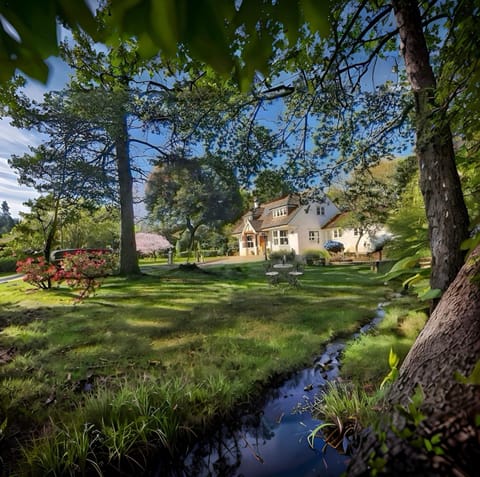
xmin=392 ymin=0 xmax=470 ymax=294
xmin=348 ymin=244 xmax=480 ymax=475
xmin=116 ymin=114 xmax=140 ymax=276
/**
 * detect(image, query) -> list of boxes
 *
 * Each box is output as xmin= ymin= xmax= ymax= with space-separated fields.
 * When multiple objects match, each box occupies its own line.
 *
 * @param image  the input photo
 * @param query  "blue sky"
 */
xmin=0 ymin=39 xmax=406 ymax=219
xmin=0 ymin=56 xmax=72 ymax=218
xmin=0 ymin=119 xmax=37 ymax=217
xmin=0 ymin=120 xmax=40 ymax=218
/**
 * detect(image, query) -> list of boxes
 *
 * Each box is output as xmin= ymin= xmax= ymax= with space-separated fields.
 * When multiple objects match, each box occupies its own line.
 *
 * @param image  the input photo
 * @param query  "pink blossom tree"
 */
xmin=135 ymin=233 xmax=171 ymax=257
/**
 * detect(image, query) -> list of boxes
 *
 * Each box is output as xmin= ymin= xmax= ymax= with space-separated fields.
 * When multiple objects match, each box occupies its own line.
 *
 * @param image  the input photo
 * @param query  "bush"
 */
xmin=0 ymin=256 xmax=17 ymax=273
xmin=269 ymin=250 xmax=296 ymax=262
xmin=303 ymin=249 xmax=330 ymax=265
xmin=16 ymin=257 xmax=58 ymax=289
xmin=58 ymin=250 xmax=117 ymax=299
xmin=16 ymin=251 xmax=117 ymax=299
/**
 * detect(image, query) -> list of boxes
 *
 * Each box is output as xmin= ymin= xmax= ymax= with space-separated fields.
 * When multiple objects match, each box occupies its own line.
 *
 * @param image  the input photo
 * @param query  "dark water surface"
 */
xmin=157 ymin=306 xmax=386 ymax=477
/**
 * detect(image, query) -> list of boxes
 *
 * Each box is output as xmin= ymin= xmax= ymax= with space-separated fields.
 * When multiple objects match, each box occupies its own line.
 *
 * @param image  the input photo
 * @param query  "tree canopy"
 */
xmin=0 ymin=0 xmax=330 ymax=88
xmin=145 ymin=155 xmax=243 ymax=257
xmin=0 ymin=201 xmax=16 ymax=235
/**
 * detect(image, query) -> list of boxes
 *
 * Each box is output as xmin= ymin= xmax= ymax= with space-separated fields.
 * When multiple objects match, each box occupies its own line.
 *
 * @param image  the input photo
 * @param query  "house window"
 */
xmin=279 ymin=230 xmax=288 ymax=245
xmin=309 ymin=231 xmax=319 ymax=242
xmin=246 ymin=235 xmax=254 ymax=248
xmin=354 ymin=228 xmax=360 ymax=236
xmin=273 ymin=207 xmax=287 ymax=218
xmin=333 ymin=228 xmax=343 ymax=239
xmin=273 ymin=230 xmax=289 ymax=245
xmin=316 ymin=206 xmax=325 ymax=215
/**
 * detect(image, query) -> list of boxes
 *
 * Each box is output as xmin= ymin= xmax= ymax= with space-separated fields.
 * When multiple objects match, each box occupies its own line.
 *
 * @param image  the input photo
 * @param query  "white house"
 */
xmin=232 ymin=194 xmax=386 ymax=257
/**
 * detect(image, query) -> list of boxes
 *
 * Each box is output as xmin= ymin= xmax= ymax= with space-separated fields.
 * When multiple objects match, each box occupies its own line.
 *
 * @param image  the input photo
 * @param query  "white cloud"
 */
xmin=0 ymin=157 xmax=38 ymax=218
xmin=0 ymin=43 xmax=71 ymax=219
xmin=0 ymin=115 xmax=41 ymax=218
xmin=0 ymin=118 xmax=40 ymax=157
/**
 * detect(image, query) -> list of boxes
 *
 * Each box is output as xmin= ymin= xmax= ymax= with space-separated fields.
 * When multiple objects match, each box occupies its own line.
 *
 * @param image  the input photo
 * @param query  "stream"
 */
xmin=156 ymin=305 xmax=386 ymax=477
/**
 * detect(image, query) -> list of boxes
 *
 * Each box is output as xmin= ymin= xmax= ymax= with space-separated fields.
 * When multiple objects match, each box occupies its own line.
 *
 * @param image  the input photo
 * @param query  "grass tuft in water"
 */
xmin=309 ymin=381 xmax=386 ymax=453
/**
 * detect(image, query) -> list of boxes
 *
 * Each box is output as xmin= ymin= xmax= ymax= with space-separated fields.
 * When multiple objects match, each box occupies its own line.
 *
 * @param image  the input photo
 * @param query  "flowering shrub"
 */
xmin=57 ymin=250 xmax=117 ymax=300
xmin=16 ymin=256 xmax=58 ymax=289
xmin=16 ymin=251 xmax=117 ymax=299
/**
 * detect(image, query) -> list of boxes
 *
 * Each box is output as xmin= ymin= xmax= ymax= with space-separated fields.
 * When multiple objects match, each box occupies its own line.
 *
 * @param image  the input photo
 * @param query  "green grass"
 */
xmin=308 ymin=295 xmax=427 ymax=453
xmin=341 ymin=296 xmax=428 ymax=386
xmin=308 ymin=381 xmax=386 ymax=451
xmin=0 ymin=261 xmax=388 ymax=475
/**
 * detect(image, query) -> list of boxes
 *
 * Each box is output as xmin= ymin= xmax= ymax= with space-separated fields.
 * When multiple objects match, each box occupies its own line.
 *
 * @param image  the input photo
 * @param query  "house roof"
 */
xmin=321 ymin=211 xmax=352 ymax=229
xmin=232 ymin=194 xmax=302 ymax=234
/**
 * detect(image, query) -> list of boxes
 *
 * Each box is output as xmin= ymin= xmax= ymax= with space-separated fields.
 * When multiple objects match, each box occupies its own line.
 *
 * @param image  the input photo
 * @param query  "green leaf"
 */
xmin=411 ymin=386 xmax=425 ymax=409
xmin=402 ymin=272 xmax=422 ymax=288
xmin=57 ymin=0 xmax=102 ymax=41
xmin=185 ymin=0 xmax=234 ymax=75
xmin=461 ymin=233 xmax=480 ymax=255
xmin=380 ymin=367 xmax=398 ymax=389
xmin=300 ymin=0 xmax=332 ymax=37
xmin=149 ymin=0 xmax=181 ymax=56
xmin=454 ymin=360 xmax=480 ymax=385
xmin=307 ymin=422 xmax=335 ymax=448
xmin=417 ymin=288 xmax=442 ymax=301
xmin=1 ymin=0 xmax=58 ymax=58
xmin=388 ymin=348 xmax=400 ymax=369
xmin=275 ymin=0 xmax=301 ymax=44
xmin=387 ymin=256 xmax=422 ymax=275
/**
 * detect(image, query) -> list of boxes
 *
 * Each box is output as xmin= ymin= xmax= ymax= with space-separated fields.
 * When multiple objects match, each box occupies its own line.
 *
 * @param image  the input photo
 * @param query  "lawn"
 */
xmin=0 ymin=261 xmax=389 ymax=475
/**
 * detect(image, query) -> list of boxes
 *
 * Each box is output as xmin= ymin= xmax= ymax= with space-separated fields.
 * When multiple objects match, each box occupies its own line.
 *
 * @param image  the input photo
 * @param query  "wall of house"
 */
xmin=325 ymin=227 xmax=389 ymax=255
xmin=238 ymin=221 xmax=260 ymax=256
xmin=289 ymin=200 xmax=340 ymax=255
xmin=236 ymin=198 xmax=384 ymax=257
xmin=332 ymin=228 xmax=367 ymax=254
xmin=287 ymin=231 xmax=299 ymax=255
xmin=267 ymin=228 xmax=292 ymax=255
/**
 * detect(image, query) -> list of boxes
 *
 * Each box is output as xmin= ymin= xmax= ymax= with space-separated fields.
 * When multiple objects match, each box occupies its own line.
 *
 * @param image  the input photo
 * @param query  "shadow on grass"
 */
xmin=0 ymin=262 xmax=391 ymax=475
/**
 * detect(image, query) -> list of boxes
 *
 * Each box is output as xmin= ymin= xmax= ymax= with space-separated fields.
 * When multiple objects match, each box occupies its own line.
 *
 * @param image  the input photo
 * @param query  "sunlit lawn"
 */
xmin=0 ymin=260 xmax=389 ymax=473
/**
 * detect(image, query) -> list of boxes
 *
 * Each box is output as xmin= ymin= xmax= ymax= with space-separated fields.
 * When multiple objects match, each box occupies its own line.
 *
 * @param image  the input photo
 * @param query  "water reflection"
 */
xmin=156 ymin=306 xmax=386 ymax=477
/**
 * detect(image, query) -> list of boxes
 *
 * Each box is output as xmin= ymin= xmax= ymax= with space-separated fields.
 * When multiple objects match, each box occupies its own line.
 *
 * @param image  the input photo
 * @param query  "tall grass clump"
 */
xmin=20 ymin=377 xmax=195 ymax=476
xmin=19 ymin=373 xmax=247 ymax=476
xmin=21 ymin=422 xmax=103 ymax=477
xmin=308 ymin=381 xmax=386 ymax=452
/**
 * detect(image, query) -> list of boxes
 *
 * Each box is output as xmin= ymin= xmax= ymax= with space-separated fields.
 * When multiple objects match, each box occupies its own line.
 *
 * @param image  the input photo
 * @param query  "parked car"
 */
xmin=324 ymin=240 xmax=344 ymax=253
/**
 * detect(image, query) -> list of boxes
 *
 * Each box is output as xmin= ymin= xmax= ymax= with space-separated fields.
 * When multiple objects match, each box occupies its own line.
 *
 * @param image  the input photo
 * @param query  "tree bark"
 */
xmin=392 ymin=0 xmax=470 ymax=293
xmin=116 ymin=114 xmax=140 ymax=276
xmin=348 ymin=244 xmax=480 ymax=475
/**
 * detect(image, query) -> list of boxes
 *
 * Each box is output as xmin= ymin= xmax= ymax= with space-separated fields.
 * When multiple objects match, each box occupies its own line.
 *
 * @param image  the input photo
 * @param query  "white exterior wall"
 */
xmin=287 ymin=231 xmax=300 ymax=254
xmin=334 ymin=228 xmax=366 ymax=254
xmin=289 ymin=199 xmax=340 ymax=255
xmin=326 ymin=226 xmax=390 ymax=254
xmin=238 ymin=220 xmax=260 ymax=256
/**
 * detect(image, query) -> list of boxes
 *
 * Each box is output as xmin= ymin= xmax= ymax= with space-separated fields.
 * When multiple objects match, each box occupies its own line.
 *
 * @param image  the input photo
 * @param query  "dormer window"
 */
xmin=273 ymin=207 xmax=287 ymax=218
